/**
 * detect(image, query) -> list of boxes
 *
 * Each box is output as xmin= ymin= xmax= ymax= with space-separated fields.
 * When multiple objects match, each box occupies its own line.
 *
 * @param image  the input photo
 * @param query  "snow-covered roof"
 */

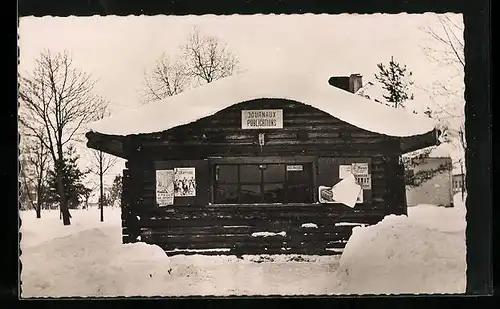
xmin=86 ymin=67 xmax=437 ymax=138
xmin=355 ymin=80 xmax=433 ymax=116
xmin=355 ymin=81 xmax=388 ymax=105
xmin=403 ymin=141 xmax=465 ymax=175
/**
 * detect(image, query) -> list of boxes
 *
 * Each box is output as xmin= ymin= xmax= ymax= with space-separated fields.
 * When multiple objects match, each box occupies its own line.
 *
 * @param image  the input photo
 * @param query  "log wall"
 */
xmin=120 ymin=99 xmax=405 ymax=255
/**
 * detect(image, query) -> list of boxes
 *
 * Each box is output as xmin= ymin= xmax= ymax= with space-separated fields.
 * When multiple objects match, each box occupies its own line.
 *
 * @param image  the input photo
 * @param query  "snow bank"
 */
xmin=20 ymin=209 xmax=341 ymax=297
xmin=301 ymin=223 xmax=318 ymax=228
xmin=335 ymin=222 xmax=366 ymax=227
xmin=20 ymin=194 xmax=467 ymax=297
xmin=86 ymin=66 xmax=437 ymax=137
xmin=20 ymin=208 xmax=122 ymax=248
xmin=335 ymin=193 xmax=466 ymax=294
xmin=251 ymin=231 xmax=286 ymax=237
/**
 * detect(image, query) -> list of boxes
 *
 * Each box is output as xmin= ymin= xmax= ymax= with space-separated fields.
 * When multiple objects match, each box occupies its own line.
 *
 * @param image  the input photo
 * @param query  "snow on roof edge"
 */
xmin=86 ymin=69 xmax=437 ymax=138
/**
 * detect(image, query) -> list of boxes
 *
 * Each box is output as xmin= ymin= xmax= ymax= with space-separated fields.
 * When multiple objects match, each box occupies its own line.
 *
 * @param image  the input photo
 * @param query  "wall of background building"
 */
xmin=406 ymin=158 xmax=453 ymax=207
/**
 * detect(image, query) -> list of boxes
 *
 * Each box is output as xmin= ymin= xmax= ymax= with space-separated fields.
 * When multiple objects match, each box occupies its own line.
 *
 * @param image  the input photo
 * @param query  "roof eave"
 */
xmin=400 ymin=128 xmax=440 ymax=154
xmin=86 ymin=131 xmax=127 ymax=160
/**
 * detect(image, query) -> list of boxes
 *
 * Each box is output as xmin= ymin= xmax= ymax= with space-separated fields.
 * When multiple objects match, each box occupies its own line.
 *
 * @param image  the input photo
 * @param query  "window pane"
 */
xmin=287 ymin=183 xmax=312 ymax=203
xmin=263 ymin=164 xmax=285 ymax=182
xmin=240 ymin=185 xmax=262 ymax=203
xmin=214 ymin=184 xmax=239 ymax=204
xmin=216 ymin=165 xmax=238 ymax=183
xmin=287 ymin=168 xmax=311 ymax=183
xmin=263 ymin=183 xmax=285 ymax=203
xmin=240 ymin=165 xmax=261 ymax=183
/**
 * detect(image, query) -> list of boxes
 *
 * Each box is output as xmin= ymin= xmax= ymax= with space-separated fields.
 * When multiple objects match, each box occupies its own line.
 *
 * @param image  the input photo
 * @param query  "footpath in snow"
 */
xmin=19 ymin=194 xmax=467 ymax=297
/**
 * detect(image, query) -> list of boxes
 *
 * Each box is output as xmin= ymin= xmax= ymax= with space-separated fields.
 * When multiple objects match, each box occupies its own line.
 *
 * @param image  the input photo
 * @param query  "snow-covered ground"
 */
xmin=336 ymin=193 xmax=466 ymax=294
xmin=19 ymin=194 xmax=467 ymax=297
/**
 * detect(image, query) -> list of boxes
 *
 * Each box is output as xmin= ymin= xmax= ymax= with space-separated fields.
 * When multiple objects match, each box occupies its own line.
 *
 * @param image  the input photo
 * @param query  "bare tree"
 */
xmin=422 ymin=15 xmax=464 ymax=69
xmin=19 ymin=136 xmax=50 ymax=218
xmin=142 ymin=27 xmax=240 ymax=103
xmin=87 ymin=105 xmax=118 ymax=222
xmin=142 ymin=53 xmax=189 ymax=103
xmin=421 ymin=15 xmax=465 ymax=119
xmin=420 ymin=14 xmax=466 ymax=196
xmin=18 ymin=50 xmax=107 ymax=225
xmin=182 ymin=27 xmax=239 ymax=85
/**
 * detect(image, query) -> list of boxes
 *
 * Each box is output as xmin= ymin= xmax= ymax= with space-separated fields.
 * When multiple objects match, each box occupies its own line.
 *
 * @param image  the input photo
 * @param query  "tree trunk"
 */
xmin=460 ymin=161 xmax=465 ymax=201
xmin=35 ymin=184 xmax=42 ymax=219
xmin=99 ymin=153 xmax=104 ymax=222
xmin=56 ymin=156 xmax=71 ymax=225
xmin=35 ymin=201 xmax=41 ymax=219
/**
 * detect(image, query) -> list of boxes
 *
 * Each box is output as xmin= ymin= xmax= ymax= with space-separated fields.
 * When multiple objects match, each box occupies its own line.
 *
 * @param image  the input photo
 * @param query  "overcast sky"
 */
xmin=18 ymin=13 xmax=464 ymax=193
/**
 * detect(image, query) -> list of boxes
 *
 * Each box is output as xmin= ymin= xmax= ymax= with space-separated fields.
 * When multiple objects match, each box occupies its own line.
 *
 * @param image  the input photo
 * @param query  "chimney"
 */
xmin=349 ymin=74 xmax=363 ymax=94
xmin=328 ymin=74 xmax=363 ymax=93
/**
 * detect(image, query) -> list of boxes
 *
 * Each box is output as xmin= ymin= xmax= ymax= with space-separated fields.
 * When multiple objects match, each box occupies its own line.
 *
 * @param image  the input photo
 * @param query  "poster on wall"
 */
xmin=339 ymin=163 xmax=371 ymax=190
xmin=339 ymin=165 xmax=352 ymax=179
xmin=174 ymin=167 xmax=196 ymax=197
xmin=357 ymin=175 xmax=372 ymax=190
xmin=156 ymin=169 xmax=175 ymax=206
xmin=351 ymin=163 xmax=369 ymax=176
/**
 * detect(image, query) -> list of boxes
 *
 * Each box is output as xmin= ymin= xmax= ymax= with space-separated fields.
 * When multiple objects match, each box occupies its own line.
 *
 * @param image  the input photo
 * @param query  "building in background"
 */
xmin=405 ymin=156 xmax=453 ymax=207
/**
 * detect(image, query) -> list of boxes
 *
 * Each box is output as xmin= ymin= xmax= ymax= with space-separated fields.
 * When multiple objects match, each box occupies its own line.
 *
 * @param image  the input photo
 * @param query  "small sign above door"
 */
xmin=287 ymin=165 xmax=304 ymax=172
xmin=241 ymin=109 xmax=283 ymax=129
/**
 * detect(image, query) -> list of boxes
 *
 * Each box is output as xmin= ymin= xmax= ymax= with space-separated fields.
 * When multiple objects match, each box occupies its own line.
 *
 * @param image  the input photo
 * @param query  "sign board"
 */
xmin=287 ymin=165 xmax=304 ymax=172
xmin=156 ymin=170 xmax=175 ymax=206
xmin=174 ymin=167 xmax=196 ymax=197
xmin=241 ymin=109 xmax=283 ymax=129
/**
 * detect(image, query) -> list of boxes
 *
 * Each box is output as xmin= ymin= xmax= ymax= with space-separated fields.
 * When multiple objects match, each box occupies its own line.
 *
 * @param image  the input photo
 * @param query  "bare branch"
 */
xmin=437 ymin=17 xmax=465 ymax=68
xmin=142 ymin=53 xmax=189 ymax=103
xmin=141 ymin=27 xmax=239 ymax=105
xmin=182 ymin=27 xmax=239 ymax=85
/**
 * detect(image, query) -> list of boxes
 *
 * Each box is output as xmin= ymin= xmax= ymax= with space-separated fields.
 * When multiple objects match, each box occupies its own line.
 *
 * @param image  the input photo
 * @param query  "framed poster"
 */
xmin=174 ymin=167 xmax=196 ymax=197
xmin=156 ymin=169 xmax=174 ymax=206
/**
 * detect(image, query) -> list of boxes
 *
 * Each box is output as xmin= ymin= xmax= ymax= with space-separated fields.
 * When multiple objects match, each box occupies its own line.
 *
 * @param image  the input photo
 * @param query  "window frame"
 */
xmin=208 ymin=156 xmax=317 ymax=206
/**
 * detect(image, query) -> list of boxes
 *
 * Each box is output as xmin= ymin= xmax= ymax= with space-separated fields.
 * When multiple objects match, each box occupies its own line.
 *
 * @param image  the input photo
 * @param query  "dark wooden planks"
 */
xmin=118 ymin=99 xmax=406 ymax=255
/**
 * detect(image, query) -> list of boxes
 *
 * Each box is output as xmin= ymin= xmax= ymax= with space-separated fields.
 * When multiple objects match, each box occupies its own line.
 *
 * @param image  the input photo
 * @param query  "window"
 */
xmin=213 ymin=163 xmax=313 ymax=204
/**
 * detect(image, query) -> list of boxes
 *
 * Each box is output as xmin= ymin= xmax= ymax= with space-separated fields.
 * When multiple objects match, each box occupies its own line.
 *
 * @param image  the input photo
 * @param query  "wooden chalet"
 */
xmin=86 ymin=68 xmax=440 ymax=256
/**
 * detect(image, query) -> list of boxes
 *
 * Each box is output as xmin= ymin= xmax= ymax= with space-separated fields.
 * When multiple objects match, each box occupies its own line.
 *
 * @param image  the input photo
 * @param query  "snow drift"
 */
xmin=20 ymin=195 xmax=467 ymax=297
xmin=335 ymin=193 xmax=466 ymax=294
xmin=20 ymin=208 xmax=341 ymax=297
